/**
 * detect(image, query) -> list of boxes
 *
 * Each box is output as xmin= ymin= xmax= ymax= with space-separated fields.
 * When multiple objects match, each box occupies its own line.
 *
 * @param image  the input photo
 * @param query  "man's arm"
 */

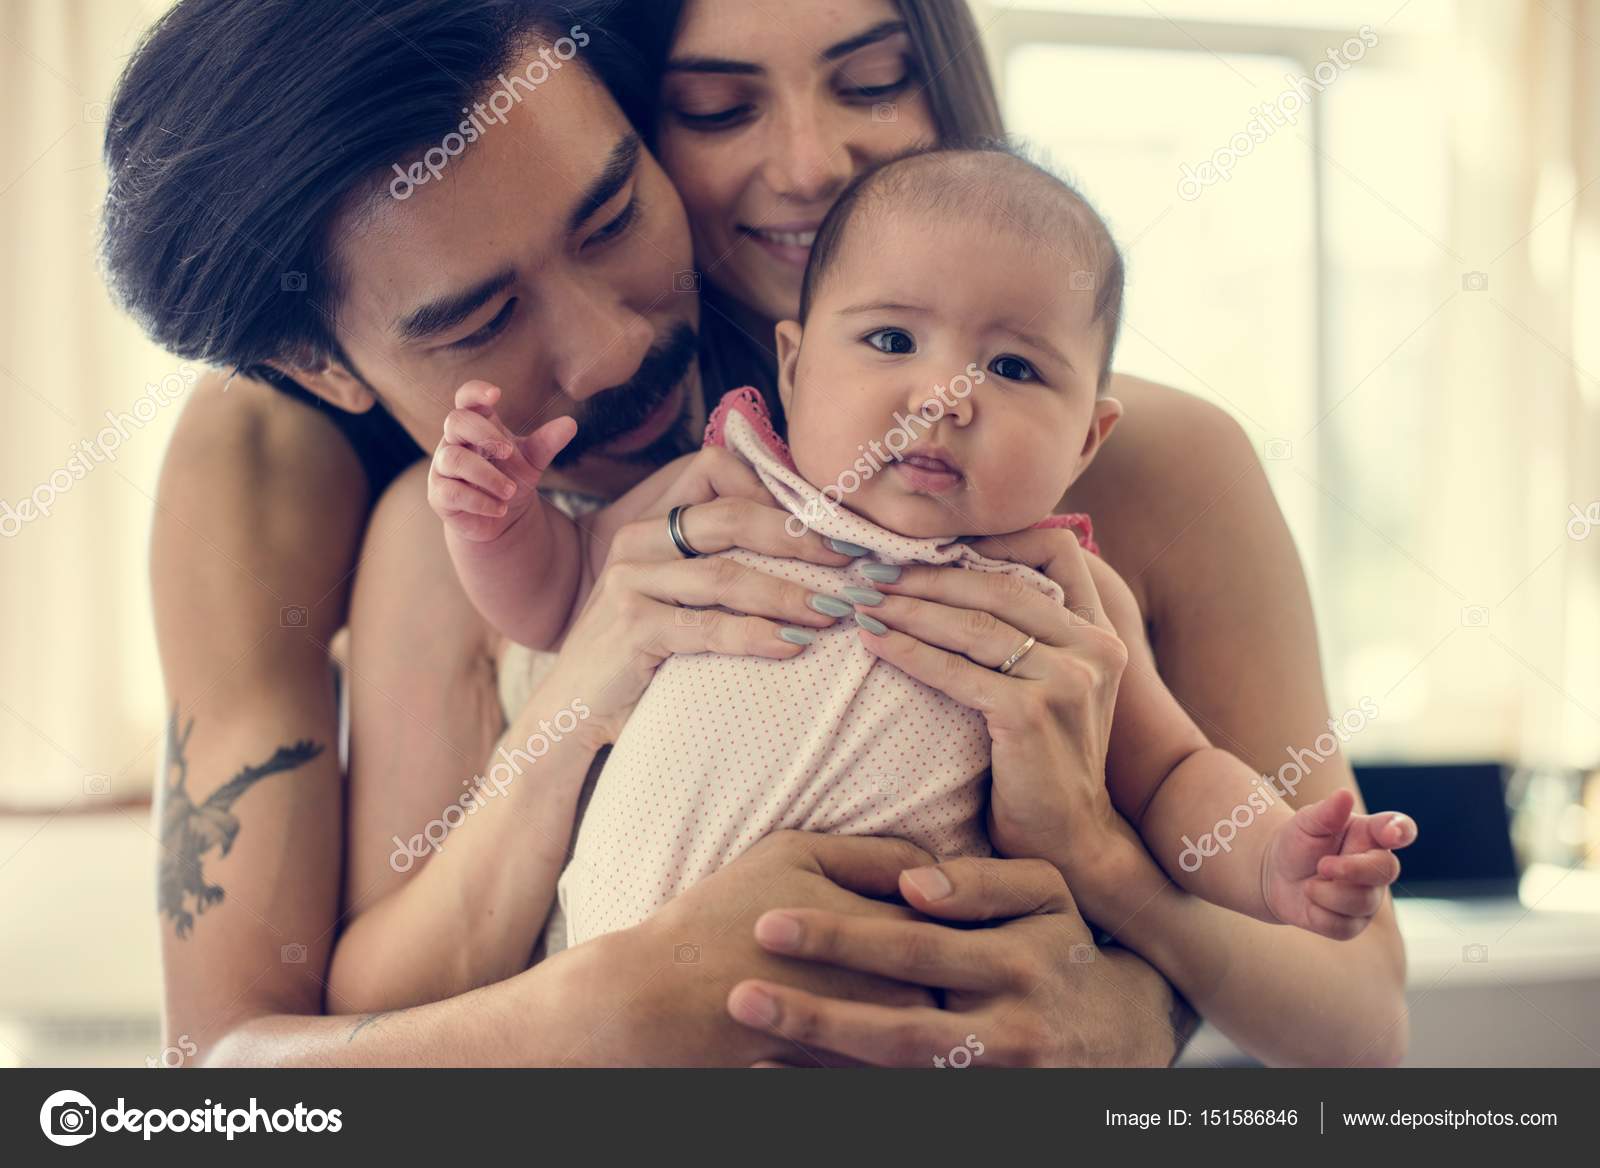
xmin=150 ymin=373 xmax=367 ymax=1054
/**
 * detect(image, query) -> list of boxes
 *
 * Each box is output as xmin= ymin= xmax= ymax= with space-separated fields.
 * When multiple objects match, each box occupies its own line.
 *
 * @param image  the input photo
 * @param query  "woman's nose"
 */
xmin=763 ymin=104 xmax=854 ymax=204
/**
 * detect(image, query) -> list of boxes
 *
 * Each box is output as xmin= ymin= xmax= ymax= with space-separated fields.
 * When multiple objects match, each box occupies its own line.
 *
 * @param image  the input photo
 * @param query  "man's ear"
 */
xmin=263 ymin=355 xmax=377 ymax=414
xmin=1075 ymin=395 xmax=1123 ymax=475
xmin=774 ymin=320 xmax=803 ymax=415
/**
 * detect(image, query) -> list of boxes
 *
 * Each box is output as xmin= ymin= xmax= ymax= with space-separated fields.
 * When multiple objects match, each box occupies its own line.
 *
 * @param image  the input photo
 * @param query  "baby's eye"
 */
xmin=865 ymin=328 xmax=916 ymax=355
xmin=990 ymin=354 xmax=1038 ymax=382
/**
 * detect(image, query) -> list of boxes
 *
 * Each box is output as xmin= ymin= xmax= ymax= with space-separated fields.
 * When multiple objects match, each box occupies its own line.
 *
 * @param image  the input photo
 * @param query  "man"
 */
xmin=104 ymin=0 xmax=1189 ymax=1065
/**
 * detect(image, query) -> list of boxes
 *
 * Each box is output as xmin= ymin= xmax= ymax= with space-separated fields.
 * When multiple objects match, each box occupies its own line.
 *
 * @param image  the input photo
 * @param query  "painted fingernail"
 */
xmin=808 ymin=594 xmax=853 ymax=618
xmin=755 ymin=911 xmax=803 ymax=951
xmin=903 ymin=866 xmax=952 ymax=901
xmin=842 ymin=586 xmax=884 ymax=606
xmin=778 ymin=627 xmax=815 ymax=645
xmin=855 ymin=612 xmax=888 ymax=636
xmin=860 ymin=562 xmax=902 ymax=583
xmin=729 ymin=985 xmax=780 ymax=1028
xmin=826 ymin=537 xmax=872 ymax=557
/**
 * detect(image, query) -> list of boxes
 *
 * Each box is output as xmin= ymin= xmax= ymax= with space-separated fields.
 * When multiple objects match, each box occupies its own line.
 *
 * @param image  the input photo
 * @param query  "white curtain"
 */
xmin=1420 ymin=0 xmax=1600 ymax=765
xmin=0 ymin=1 xmax=180 ymax=808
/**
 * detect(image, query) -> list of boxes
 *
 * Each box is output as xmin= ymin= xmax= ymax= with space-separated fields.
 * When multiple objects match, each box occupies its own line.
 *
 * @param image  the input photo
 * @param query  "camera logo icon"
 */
xmin=872 ymin=102 xmax=898 ymax=123
xmin=674 ymin=269 xmax=701 ymax=292
xmin=1462 ymin=943 xmax=1489 ymax=963
xmin=281 ymin=942 xmax=308 ymax=964
xmin=281 ymin=271 xmax=308 ymax=292
xmin=1461 ymin=271 xmax=1488 ymax=292
xmin=1069 ymin=269 xmax=1096 ymax=292
xmin=280 ymin=605 xmax=308 ymax=628
xmin=673 ymin=942 xmax=700 ymax=964
xmin=1069 ymin=943 xmax=1097 ymax=964
xmin=39 ymin=1089 xmax=97 ymax=1146
xmin=83 ymin=773 xmax=111 ymax=797
xmin=82 ymin=101 xmax=107 ymax=124
xmin=1460 ymin=605 xmax=1490 ymax=628
xmin=675 ymin=607 xmax=704 ymax=626
xmin=1263 ymin=438 xmax=1293 ymax=461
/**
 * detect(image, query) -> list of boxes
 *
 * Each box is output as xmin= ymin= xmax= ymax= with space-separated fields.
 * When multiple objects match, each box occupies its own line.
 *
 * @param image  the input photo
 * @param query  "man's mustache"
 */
xmin=551 ymin=323 xmax=699 ymax=467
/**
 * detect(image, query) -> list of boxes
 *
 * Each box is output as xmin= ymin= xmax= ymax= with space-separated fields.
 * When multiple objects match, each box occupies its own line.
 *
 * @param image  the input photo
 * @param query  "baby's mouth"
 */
xmin=891 ymin=451 xmax=965 ymax=494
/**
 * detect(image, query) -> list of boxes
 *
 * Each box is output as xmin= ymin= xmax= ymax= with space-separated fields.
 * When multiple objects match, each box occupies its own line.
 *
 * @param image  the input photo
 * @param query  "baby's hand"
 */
xmin=1261 ymin=788 xmax=1416 ymax=941
xmin=428 ymin=381 xmax=577 ymax=543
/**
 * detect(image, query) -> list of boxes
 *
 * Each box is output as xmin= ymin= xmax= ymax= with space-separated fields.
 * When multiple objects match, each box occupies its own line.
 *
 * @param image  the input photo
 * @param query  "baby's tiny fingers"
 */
xmin=434 ymin=443 xmax=516 ymax=500
xmin=1317 ymin=848 xmax=1400 ymax=887
xmin=1374 ymin=812 xmax=1418 ymax=849
xmin=1307 ymin=878 xmax=1384 ymax=918
xmin=454 ymin=379 xmax=501 ymax=412
xmin=443 ymin=408 xmax=513 ymax=460
xmin=1306 ymin=904 xmax=1369 ymax=942
xmin=428 ymin=476 xmax=508 ymax=519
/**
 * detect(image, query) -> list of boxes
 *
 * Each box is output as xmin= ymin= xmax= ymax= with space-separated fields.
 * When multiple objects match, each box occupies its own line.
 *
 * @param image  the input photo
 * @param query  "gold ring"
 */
xmin=997 ymin=634 xmax=1037 ymax=676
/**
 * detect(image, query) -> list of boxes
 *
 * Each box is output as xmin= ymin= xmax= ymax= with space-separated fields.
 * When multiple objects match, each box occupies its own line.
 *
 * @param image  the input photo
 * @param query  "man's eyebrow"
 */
xmin=667 ymin=20 xmax=908 ymax=75
xmin=568 ymin=133 xmax=641 ymax=235
xmin=396 ymin=268 xmax=517 ymax=344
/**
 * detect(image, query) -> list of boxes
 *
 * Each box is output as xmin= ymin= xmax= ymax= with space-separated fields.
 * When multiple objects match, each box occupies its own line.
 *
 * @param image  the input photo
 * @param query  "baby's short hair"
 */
xmin=798 ymin=141 xmax=1124 ymax=390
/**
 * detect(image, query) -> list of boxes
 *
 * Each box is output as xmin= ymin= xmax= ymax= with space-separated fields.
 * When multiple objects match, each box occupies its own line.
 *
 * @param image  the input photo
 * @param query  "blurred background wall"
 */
xmin=0 ymin=0 xmax=1596 ymax=1065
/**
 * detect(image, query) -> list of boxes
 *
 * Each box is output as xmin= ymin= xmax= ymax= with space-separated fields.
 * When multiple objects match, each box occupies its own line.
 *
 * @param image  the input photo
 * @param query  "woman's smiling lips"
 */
xmin=740 ymin=222 xmax=819 ymax=268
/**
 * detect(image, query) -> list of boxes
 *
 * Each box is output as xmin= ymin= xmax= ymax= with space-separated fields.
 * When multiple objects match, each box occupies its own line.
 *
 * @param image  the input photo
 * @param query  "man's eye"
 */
xmin=865 ymin=328 xmax=915 ymax=355
xmin=588 ymin=196 xmax=639 ymax=247
xmin=990 ymin=354 xmax=1038 ymax=382
xmin=450 ymin=298 xmax=516 ymax=352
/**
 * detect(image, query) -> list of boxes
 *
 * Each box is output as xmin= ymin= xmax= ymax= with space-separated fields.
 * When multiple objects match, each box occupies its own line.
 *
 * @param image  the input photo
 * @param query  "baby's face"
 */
xmin=776 ymin=207 xmax=1119 ymax=540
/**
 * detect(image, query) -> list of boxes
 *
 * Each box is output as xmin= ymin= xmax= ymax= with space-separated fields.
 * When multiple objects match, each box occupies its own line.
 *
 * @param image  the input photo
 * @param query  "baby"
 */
xmin=430 ymin=144 xmax=1415 ymax=950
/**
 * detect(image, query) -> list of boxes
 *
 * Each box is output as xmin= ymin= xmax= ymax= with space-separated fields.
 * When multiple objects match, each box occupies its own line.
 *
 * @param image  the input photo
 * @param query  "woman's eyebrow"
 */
xmin=666 ymin=20 xmax=908 ymax=76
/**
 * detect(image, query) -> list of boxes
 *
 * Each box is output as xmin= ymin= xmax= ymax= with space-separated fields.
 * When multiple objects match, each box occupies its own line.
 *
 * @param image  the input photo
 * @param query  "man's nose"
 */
xmin=544 ymin=278 xmax=656 ymax=402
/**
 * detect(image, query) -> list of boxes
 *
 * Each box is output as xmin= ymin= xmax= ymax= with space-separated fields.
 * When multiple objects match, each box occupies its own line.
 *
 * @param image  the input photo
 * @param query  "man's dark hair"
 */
xmin=798 ymin=141 xmax=1125 ymax=390
xmin=100 ymin=0 xmax=663 ymax=390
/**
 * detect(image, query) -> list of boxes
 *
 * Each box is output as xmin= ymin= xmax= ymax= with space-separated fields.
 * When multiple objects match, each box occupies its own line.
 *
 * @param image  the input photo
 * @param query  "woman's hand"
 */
xmin=726 ymin=852 xmax=1180 ymax=1067
xmin=546 ymin=445 xmax=855 ymax=745
xmin=846 ymin=528 xmax=1136 ymax=870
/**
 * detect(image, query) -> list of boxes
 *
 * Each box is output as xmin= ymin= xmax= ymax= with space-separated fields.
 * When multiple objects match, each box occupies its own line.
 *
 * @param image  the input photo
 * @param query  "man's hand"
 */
xmin=1262 ymin=789 xmax=1416 ymax=941
xmin=553 ymin=832 xmax=937 ymax=1067
xmin=428 ymin=381 xmax=576 ymax=543
xmin=725 ymin=850 xmax=1181 ymax=1067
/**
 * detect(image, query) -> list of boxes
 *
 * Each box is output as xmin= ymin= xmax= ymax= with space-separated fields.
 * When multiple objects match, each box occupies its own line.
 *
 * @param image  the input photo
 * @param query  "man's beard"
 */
xmin=550 ymin=323 xmax=700 ymax=469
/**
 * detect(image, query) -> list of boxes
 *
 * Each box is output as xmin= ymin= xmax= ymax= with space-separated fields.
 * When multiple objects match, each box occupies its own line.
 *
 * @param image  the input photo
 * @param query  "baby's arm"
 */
xmin=428 ymin=381 xmax=584 ymax=650
xmin=1102 ymin=597 xmax=1415 ymax=940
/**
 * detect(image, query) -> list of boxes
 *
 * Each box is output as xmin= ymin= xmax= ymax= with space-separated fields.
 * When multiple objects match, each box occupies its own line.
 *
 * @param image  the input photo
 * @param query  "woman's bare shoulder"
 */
xmin=1064 ymin=374 xmax=1282 ymax=613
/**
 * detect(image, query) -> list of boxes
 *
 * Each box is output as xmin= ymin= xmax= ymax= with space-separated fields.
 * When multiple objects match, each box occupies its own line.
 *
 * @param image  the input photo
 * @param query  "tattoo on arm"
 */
xmin=157 ymin=707 xmax=325 ymax=939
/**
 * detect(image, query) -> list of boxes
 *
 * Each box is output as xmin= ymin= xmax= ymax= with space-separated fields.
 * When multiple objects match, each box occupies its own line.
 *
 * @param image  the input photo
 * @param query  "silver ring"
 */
xmin=667 ymin=505 xmax=701 ymax=559
xmin=997 ymin=634 xmax=1037 ymax=676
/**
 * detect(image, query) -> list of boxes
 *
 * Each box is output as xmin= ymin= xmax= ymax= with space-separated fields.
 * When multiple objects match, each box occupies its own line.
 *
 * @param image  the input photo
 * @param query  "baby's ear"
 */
xmin=774 ymin=320 xmax=804 ymax=414
xmin=1076 ymin=395 xmax=1124 ymax=471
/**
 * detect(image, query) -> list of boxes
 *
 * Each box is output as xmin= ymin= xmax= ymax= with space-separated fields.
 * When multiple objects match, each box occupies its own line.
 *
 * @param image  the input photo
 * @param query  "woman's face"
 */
xmin=657 ymin=0 xmax=938 ymax=325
